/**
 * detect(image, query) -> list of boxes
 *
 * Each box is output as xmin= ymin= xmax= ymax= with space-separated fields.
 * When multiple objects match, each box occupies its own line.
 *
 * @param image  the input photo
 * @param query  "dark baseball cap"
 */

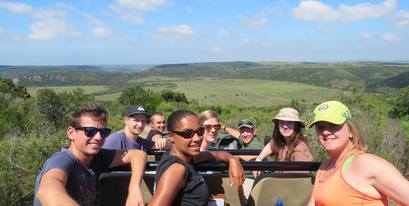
xmin=238 ymin=119 xmax=255 ymax=129
xmin=125 ymin=105 xmax=151 ymax=117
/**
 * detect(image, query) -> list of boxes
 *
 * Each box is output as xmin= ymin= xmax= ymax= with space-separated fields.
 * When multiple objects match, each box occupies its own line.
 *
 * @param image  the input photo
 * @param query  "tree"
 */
xmin=118 ymin=85 xmax=163 ymax=113
xmin=0 ymin=78 xmax=30 ymax=99
xmin=389 ymin=86 xmax=409 ymax=120
xmin=160 ymin=90 xmax=189 ymax=104
xmin=36 ymin=89 xmax=66 ymax=128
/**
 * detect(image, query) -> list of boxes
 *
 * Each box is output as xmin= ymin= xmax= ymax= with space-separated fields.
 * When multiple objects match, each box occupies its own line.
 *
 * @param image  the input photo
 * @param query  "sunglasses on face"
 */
xmin=74 ymin=127 xmax=111 ymax=139
xmin=203 ymin=124 xmax=221 ymax=131
xmin=314 ymin=123 xmax=343 ymax=133
xmin=170 ymin=127 xmax=205 ymax=139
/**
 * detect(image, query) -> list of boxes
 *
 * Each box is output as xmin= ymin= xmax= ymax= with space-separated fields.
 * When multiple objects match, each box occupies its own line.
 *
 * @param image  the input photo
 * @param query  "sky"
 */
xmin=0 ymin=0 xmax=408 ymax=65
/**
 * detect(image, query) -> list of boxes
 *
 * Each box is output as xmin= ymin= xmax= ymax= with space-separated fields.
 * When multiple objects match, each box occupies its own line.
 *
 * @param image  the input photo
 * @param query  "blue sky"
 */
xmin=0 ymin=0 xmax=408 ymax=65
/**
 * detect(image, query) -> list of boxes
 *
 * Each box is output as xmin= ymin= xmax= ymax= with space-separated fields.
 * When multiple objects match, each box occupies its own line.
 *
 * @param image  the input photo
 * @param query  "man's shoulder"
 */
xmin=107 ymin=130 xmax=125 ymax=139
xmin=246 ymin=137 xmax=264 ymax=149
xmin=40 ymin=149 xmax=77 ymax=174
xmin=103 ymin=130 xmax=126 ymax=147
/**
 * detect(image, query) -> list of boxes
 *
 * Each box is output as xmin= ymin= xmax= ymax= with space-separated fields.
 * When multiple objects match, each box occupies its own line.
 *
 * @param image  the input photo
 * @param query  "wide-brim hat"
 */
xmin=308 ymin=100 xmax=351 ymax=128
xmin=272 ymin=107 xmax=305 ymax=127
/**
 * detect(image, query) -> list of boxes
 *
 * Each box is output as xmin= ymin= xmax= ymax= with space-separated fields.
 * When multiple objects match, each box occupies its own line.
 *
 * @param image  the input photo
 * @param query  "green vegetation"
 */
xmin=27 ymin=85 xmax=110 ymax=96
xmin=0 ymin=62 xmax=408 ymax=205
xmin=132 ymin=77 xmax=343 ymax=107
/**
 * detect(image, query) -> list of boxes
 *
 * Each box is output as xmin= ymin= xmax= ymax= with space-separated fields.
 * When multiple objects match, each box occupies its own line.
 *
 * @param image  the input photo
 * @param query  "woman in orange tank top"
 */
xmin=307 ymin=101 xmax=409 ymax=206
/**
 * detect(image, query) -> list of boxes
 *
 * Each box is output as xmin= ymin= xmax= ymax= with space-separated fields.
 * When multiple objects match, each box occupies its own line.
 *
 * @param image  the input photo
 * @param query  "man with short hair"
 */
xmin=103 ymin=105 xmax=169 ymax=151
xmin=34 ymin=103 xmax=146 ymax=206
xmin=145 ymin=112 xmax=169 ymax=149
xmin=221 ymin=119 xmax=263 ymax=160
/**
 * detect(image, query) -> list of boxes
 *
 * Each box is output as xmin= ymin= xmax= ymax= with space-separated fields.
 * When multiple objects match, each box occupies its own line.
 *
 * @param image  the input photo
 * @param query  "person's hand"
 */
xmin=252 ymin=157 xmax=262 ymax=178
xmin=228 ymin=157 xmax=245 ymax=191
xmin=125 ymin=188 xmax=144 ymax=206
xmin=154 ymin=138 xmax=168 ymax=150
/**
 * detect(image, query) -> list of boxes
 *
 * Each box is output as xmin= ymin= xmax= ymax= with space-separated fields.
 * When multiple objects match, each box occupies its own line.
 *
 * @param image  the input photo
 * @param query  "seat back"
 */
xmin=247 ymin=173 xmax=314 ymax=206
xmin=203 ymin=173 xmax=246 ymax=206
xmin=216 ymin=135 xmax=242 ymax=150
xmin=99 ymin=172 xmax=155 ymax=206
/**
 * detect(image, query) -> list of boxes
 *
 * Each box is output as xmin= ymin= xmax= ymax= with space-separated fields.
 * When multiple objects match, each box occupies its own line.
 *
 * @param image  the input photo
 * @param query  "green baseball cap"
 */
xmin=308 ymin=101 xmax=351 ymax=128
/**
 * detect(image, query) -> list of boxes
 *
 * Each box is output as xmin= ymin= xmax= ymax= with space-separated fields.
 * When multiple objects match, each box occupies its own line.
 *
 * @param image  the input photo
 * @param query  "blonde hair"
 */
xmin=199 ymin=110 xmax=219 ymax=125
xmin=346 ymin=121 xmax=369 ymax=153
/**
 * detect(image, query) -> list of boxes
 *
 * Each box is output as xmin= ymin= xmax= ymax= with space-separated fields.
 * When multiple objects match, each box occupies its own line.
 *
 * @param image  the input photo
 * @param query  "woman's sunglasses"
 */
xmin=203 ymin=124 xmax=221 ymax=131
xmin=170 ymin=127 xmax=205 ymax=139
xmin=75 ymin=127 xmax=111 ymax=139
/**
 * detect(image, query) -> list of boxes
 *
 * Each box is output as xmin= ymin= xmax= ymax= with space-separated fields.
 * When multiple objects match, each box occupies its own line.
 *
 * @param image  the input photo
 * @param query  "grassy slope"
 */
xmin=130 ymin=77 xmax=343 ymax=107
xmin=27 ymin=86 xmax=110 ymax=96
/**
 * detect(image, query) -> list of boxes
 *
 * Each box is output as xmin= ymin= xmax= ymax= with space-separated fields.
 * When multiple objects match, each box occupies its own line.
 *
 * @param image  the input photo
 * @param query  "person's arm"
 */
xmin=351 ymin=154 xmax=409 ymax=205
xmin=151 ymin=135 xmax=171 ymax=150
xmin=110 ymin=150 xmax=147 ymax=206
xmin=256 ymin=140 xmax=274 ymax=161
xmin=220 ymin=124 xmax=240 ymax=138
xmin=148 ymin=164 xmax=186 ymax=206
xmin=195 ymin=151 xmax=245 ymax=191
xmin=37 ymin=169 xmax=79 ymax=206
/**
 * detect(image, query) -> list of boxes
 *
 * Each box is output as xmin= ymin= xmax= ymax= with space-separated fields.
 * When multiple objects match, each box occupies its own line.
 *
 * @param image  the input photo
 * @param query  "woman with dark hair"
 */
xmin=148 ymin=110 xmax=244 ymax=206
xmin=255 ymin=107 xmax=313 ymax=162
xmin=307 ymin=101 xmax=409 ymax=205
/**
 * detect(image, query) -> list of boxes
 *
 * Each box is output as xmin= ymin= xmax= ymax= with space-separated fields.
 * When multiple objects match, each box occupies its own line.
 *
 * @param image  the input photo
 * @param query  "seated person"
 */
xmin=103 ymin=105 xmax=170 ymax=151
xmin=148 ymin=110 xmax=245 ymax=206
xmin=146 ymin=112 xmax=169 ymax=149
xmin=221 ymin=119 xmax=264 ymax=161
xmin=199 ymin=110 xmax=222 ymax=151
xmin=256 ymin=107 xmax=312 ymax=162
xmin=34 ymin=103 xmax=147 ymax=206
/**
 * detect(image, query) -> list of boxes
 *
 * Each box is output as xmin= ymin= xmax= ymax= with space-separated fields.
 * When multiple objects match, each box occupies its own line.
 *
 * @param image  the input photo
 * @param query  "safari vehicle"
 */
xmin=99 ymin=150 xmax=321 ymax=206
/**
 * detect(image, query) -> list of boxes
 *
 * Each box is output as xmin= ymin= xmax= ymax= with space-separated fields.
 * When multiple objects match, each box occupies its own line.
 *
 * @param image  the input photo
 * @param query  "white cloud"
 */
xmin=362 ymin=32 xmax=373 ymax=40
xmin=92 ymin=27 xmax=112 ymax=38
xmin=241 ymin=37 xmax=249 ymax=44
xmin=83 ymin=13 xmax=104 ymax=26
xmin=212 ymin=46 xmax=222 ymax=53
xmin=28 ymin=18 xmax=79 ymax=40
xmin=236 ymin=5 xmax=278 ymax=31
xmin=110 ymin=4 xmax=144 ymax=24
xmin=218 ymin=29 xmax=231 ymax=37
xmin=158 ymin=24 xmax=194 ymax=36
xmin=381 ymin=33 xmax=400 ymax=41
xmin=0 ymin=0 xmax=33 ymax=14
xmin=13 ymin=35 xmax=22 ymax=41
xmin=114 ymin=0 xmax=170 ymax=11
xmin=394 ymin=10 xmax=409 ymax=28
xmin=293 ymin=0 xmax=396 ymax=22
xmin=0 ymin=1 xmax=66 ymax=19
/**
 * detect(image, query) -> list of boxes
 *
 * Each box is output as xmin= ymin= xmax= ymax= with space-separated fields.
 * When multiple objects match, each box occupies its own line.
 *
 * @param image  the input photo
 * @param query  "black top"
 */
xmin=155 ymin=153 xmax=209 ymax=206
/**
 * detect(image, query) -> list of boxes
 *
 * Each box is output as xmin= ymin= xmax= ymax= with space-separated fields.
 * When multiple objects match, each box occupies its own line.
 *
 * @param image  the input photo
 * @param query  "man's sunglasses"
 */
xmin=203 ymin=124 xmax=221 ymax=131
xmin=74 ymin=127 xmax=111 ymax=138
xmin=170 ymin=127 xmax=205 ymax=139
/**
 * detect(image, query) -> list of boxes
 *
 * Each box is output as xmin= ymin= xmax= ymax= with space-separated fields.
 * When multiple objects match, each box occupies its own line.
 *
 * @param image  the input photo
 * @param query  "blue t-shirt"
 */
xmin=34 ymin=148 xmax=115 ymax=206
xmin=103 ymin=130 xmax=155 ymax=151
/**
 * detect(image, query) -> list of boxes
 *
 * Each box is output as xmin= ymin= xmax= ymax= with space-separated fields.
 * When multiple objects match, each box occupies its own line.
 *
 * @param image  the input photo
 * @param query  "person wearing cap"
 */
xmin=103 ymin=105 xmax=170 ymax=151
xmin=307 ymin=101 xmax=409 ymax=206
xmin=221 ymin=119 xmax=264 ymax=161
xmin=255 ymin=107 xmax=312 ymax=166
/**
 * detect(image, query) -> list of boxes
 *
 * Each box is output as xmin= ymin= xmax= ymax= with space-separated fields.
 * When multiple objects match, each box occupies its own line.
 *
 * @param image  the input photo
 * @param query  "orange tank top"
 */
xmin=314 ymin=154 xmax=388 ymax=206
